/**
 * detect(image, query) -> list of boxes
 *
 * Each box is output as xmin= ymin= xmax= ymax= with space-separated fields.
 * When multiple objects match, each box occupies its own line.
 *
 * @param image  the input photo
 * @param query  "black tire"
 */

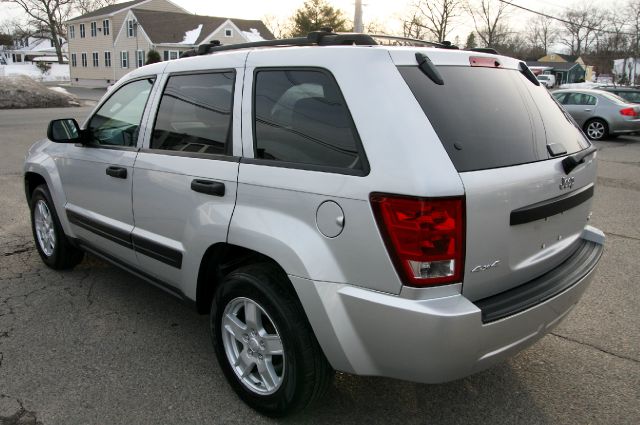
xmin=210 ymin=263 xmax=333 ymax=417
xmin=30 ymin=185 xmax=84 ymax=269
xmin=583 ymin=118 xmax=609 ymax=141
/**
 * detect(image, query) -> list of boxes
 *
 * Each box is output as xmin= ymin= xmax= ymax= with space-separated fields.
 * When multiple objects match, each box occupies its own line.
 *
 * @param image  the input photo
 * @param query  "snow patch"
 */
xmin=181 ymin=24 xmax=203 ymax=44
xmin=559 ymin=82 xmax=604 ymax=89
xmin=0 ymin=63 xmax=70 ymax=81
xmin=48 ymin=86 xmax=71 ymax=95
xmin=242 ymin=28 xmax=265 ymax=42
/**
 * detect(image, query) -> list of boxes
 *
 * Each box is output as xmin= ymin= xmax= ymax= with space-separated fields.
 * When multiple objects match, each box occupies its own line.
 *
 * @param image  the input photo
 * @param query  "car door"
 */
xmin=131 ymin=60 xmax=244 ymax=295
xmin=561 ymin=92 xmax=596 ymax=126
xmin=58 ymin=77 xmax=157 ymax=264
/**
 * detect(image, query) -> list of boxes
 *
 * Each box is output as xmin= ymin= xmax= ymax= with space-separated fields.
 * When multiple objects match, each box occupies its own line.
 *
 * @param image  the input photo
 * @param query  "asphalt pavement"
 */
xmin=0 ymin=107 xmax=638 ymax=425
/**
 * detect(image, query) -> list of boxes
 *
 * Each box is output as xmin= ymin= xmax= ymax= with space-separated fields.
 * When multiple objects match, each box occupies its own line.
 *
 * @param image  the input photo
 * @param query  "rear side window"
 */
xmin=151 ymin=72 xmax=234 ymax=155
xmin=563 ymin=93 xmax=596 ymax=105
xmin=399 ymin=66 xmax=586 ymax=172
xmin=253 ymin=69 xmax=367 ymax=173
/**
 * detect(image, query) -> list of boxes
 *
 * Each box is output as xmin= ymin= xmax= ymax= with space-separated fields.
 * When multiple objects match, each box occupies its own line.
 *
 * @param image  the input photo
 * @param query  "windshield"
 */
xmin=399 ymin=66 xmax=588 ymax=172
xmin=537 ymin=75 xmax=549 ymax=80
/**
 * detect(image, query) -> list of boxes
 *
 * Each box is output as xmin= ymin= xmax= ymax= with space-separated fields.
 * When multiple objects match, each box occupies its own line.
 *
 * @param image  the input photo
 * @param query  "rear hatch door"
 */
xmin=398 ymin=53 xmax=596 ymax=301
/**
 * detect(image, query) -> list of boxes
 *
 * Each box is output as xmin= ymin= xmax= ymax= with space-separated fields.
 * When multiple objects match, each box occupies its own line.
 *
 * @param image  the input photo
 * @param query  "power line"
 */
xmin=499 ymin=0 xmax=637 ymax=36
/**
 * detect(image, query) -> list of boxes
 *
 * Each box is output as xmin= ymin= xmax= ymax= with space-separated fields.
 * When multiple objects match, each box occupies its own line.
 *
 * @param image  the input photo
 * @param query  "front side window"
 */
xmin=71 ymin=53 xmax=77 ymax=67
xmin=121 ymin=51 xmax=128 ymax=68
xmin=137 ymin=50 xmax=145 ymax=67
xmin=103 ymin=19 xmax=110 ymax=36
xmin=79 ymin=24 xmax=85 ymax=38
xmin=104 ymin=51 xmax=111 ymax=67
xmin=151 ymin=72 xmax=234 ymax=155
xmin=69 ymin=25 xmax=75 ymax=39
xmin=92 ymin=52 xmax=99 ymax=67
xmin=90 ymin=21 xmax=97 ymax=37
xmin=253 ymin=69 xmax=366 ymax=172
xmin=87 ymin=78 xmax=155 ymax=147
xmin=81 ymin=53 xmax=87 ymax=67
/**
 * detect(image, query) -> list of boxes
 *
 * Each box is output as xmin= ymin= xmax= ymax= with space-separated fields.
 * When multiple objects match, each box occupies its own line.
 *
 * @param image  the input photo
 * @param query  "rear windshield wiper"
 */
xmin=519 ymin=62 xmax=540 ymax=86
xmin=415 ymin=53 xmax=444 ymax=85
xmin=562 ymin=145 xmax=597 ymax=174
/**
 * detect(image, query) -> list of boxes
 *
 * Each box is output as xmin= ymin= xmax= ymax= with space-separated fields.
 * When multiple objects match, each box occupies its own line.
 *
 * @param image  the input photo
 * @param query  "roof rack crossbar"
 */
xmin=370 ymin=34 xmax=459 ymax=49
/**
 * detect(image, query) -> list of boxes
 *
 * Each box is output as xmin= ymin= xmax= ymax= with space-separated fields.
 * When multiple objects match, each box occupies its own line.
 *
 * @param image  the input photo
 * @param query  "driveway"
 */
xmin=1 ymin=107 xmax=639 ymax=425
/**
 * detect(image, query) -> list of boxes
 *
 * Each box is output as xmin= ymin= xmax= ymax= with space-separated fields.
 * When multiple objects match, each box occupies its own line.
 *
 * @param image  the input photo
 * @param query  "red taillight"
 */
xmin=620 ymin=107 xmax=638 ymax=117
xmin=370 ymin=194 xmax=465 ymax=287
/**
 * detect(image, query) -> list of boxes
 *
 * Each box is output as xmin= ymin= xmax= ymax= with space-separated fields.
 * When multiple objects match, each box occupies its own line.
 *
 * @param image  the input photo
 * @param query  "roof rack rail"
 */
xmin=370 ymin=34 xmax=458 ymax=49
xmin=189 ymin=28 xmax=378 ymax=56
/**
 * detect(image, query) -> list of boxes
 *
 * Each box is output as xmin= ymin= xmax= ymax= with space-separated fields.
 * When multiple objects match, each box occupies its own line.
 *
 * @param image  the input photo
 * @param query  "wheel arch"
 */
xmin=195 ymin=242 xmax=297 ymax=315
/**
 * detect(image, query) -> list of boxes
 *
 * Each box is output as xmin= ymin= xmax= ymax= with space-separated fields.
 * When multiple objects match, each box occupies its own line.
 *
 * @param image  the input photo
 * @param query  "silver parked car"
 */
xmin=553 ymin=88 xmax=640 ymax=140
xmin=24 ymin=31 xmax=604 ymax=416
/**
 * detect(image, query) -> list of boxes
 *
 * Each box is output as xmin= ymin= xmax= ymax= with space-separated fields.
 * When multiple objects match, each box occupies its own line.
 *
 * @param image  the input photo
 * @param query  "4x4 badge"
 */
xmin=471 ymin=260 xmax=500 ymax=273
xmin=560 ymin=176 xmax=575 ymax=190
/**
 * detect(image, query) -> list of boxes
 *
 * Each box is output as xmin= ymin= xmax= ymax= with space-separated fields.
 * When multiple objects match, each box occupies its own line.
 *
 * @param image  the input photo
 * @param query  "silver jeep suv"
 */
xmin=24 ymin=32 xmax=604 ymax=416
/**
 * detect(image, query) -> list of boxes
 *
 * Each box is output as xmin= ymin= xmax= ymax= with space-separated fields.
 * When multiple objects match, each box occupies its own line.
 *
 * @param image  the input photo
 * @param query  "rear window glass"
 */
xmin=399 ymin=66 xmax=587 ymax=172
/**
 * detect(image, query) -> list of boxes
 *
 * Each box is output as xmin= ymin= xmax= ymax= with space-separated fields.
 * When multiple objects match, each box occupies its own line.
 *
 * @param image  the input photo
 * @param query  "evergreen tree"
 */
xmin=290 ymin=0 xmax=349 ymax=37
xmin=146 ymin=49 xmax=161 ymax=65
xmin=465 ymin=32 xmax=477 ymax=49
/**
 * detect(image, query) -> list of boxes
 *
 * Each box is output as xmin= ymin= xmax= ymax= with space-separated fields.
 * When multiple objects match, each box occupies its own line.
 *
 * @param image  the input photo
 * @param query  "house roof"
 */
xmin=67 ymin=0 xmax=148 ymax=22
xmin=132 ymin=9 xmax=274 ymax=45
xmin=556 ymin=53 xmax=579 ymax=62
xmin=526 ymin=61 xmax=583 ymax=71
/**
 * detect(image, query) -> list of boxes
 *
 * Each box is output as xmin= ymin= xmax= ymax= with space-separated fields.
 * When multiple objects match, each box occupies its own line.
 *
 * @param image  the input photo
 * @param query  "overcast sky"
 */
xmin=1 ymin=0 xmax=585 ymax=48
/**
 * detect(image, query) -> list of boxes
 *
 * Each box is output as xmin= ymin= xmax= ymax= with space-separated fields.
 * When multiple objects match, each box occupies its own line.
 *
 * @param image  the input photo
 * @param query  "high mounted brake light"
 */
xmin=371 ymin=194 xmax=465 ymax=287
xmin=469 ymin=56 xmax=501 ymax=68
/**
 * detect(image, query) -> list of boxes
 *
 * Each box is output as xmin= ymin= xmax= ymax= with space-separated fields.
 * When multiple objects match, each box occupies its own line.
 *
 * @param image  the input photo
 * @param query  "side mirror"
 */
xmin=47 ymin=118 xmax=82 ymax=143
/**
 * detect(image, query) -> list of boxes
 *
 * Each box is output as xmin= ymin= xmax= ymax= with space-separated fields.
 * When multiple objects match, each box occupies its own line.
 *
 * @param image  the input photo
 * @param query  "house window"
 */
xmin=69 ymin=25 xmax=75 ymax=39
xmin=121 ymin=51 xmax=129 ymax=68
xmin=79 ymin=24 xmax=85 ymax=38
xmin=225 ymin=28 xmax=232 ymax=37
xmin=163 ymin=50 xmax=179 ymax=61
xmin=71 ymin=53 xmax=77 ymax=67
xmin=103 ymin=19 xmax=110 ymax=36
xmin=81 ymin=53 xmax=87 ymax=67
xmin=127 ymin=19 xmax=135 ymax=37
xmin=92 ymin=52 xmax=99 ymax=67
xmin=90 ymin=21 xmax=97 ymax=37
xmin=104 ymin=51 xmax=111 ymax=67
xmin=137 ymin=50 xmax=145 ymax=67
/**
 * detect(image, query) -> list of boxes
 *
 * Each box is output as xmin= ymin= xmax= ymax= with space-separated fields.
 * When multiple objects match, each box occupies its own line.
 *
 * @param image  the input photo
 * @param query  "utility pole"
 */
xmin=354 ymin=0 xmax=364 ymax=33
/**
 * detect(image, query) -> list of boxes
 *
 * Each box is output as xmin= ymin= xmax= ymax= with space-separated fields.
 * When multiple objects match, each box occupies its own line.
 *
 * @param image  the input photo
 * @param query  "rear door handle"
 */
xmin=191 ymin=179 xmax=225 ymax=197
xmin=584 ymin=108 xmax=592 ymax=111
xmin=106 ymin=166 xmax=127 ymax=179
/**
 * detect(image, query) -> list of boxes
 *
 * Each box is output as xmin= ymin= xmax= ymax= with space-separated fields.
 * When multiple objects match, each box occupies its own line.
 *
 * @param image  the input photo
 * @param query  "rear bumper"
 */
xmin=291 ymin=226 xmax=604 ymax=384
xmin=611 ymin=118 xmax=640 ymax=134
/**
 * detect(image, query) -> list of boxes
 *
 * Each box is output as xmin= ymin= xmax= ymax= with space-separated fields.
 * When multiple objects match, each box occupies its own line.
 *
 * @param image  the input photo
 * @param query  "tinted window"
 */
xmin=253 ymin=69 xmax=365 ymax=172
xmin=151 ymin=72 xmax=234 ymax=155
xmin=87 ymin=78 xmax=154 ymax=147
xmin=564 ymin=93 xmax=596 ymax=106
xmin=399 ymin=66 xmax=587 ymax=172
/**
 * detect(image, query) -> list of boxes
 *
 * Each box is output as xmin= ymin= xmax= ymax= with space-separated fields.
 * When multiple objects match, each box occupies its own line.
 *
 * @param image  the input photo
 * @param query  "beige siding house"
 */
xmin=66 ymin=0 xmax=274 ymax=87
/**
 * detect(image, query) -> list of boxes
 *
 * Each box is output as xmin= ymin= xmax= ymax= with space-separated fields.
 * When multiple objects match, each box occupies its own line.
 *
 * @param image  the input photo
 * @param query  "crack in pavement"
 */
xmin=597 ymin=176 xmax=640 ymax=192
xmin=550 ymin=332 xmax=639 ymax=364
xmin=2 ymin=247 xmax=34 ymax=257
xmin=605 ymin=232 xmax=640 ymax=242
xmin=0 ymin=395 xmax=43 ymax=425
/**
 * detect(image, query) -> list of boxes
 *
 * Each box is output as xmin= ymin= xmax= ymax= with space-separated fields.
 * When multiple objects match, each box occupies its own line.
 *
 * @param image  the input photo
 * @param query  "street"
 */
xmin=1 ymin=107 xmax=639 ymax=425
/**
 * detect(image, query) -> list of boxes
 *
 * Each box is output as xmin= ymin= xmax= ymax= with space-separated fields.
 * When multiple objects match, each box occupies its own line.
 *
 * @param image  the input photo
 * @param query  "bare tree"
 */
xmin=401 ymin=0 xmax=462 ymax=43
xmin=402 ymin=10 xmax=427 ymax=39
xmin=526 ymin=14 xmax=557 ymax=54
xmin=558 ymin=5 xmax=603 ymax=56
xmin=73 ymin=0 xmax=116 ymax=16
xmin=464 ymin=0 xmax=512 ymax=48
xmin=263 ymin=14 xmax=293 ymax=39
xmin=1 ymin=0 xmax=73 ymax=63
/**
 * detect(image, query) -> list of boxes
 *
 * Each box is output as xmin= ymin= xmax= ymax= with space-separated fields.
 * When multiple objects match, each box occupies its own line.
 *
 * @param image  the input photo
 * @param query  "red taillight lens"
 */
xmin=620 ymin=107 xmax=637 ymax=117
xmin=370 ymin=194 xmax=465 ymax=287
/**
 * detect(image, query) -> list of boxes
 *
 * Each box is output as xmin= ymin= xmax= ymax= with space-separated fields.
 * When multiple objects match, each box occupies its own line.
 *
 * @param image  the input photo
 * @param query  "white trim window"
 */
xmin=103 ymin=19 xmax=110 ymax=36
xmin=225 ymin=28 xmax=232 ymax=37
xmin=71 ymin=53 xmax=77 ymax=67
xmin=90 ymin=21 xmax=97 ymax=37
xmin=81 ymin=52 xmax=87 ymax=67
xmin=127 ymin=19 xmax=135 ymax=37
xmin=120 ymin=51 xmax=129 ymax=68
xmin=136 ymin=50 xmax=145 ymax=67
xmin=92 ymin=52 xmax=99 ymax=67
xmin=104 ymin=51 xmax=111 ymax=67
xmin=69 ymin=25 xmax=75 ymax=39
xmin=79 ymin=23 xmax=85 ymax=38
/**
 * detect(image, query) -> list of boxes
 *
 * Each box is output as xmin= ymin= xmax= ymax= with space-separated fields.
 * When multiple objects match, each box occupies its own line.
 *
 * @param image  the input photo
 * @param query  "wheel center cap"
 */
xmin=249 ymin=337 xmax=261 ymax=352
